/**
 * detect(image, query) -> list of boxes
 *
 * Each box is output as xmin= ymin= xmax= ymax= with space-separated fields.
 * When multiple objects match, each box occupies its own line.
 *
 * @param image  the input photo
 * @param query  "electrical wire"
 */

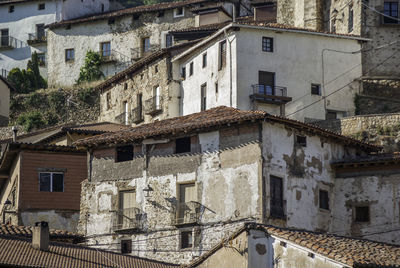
xmin=361 ymin=1 xmax=400 ymax=22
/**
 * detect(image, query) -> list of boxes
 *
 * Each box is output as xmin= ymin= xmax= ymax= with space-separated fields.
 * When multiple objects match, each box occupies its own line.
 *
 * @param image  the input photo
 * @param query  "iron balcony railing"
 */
xmin=270 ymin=200 xmax=286 ymax=219
xmin=99 ymin=50 xmax=118 ymax=63
xmin=131 ymin=45 xmax=160 ymax=60
xmin=112 ymin=207 xmax=143 ymax=232
xmin=171 ymin=201 xmax=201 ymax=226
xmin=27 ymin=33 xmax=47 ymax=45
xmin=0 ymin=36 xmax=21 ymax=49
xmin=131 ymin=107 xmax=144 ymax=124
xmin=250 ymin=84 xmax=291 ymax=104
xmin=145 ymin=96 xmax=163 ymax=115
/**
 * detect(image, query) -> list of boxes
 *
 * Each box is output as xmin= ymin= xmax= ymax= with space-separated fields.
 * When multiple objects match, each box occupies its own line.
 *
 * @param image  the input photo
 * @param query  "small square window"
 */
xmin=65 ymin=48 xmax=74 ymax=62
xmin=181 ymin=231 xmax=192 ymax=249
xmin=39 ymin=172 xmax=64 ymax=192
xmin=158 ymin=11 xmax=164 ymax=17
xmin=174 ymin=7 xmax=184 ymax=17
xmin=262 ymin=37 xmax=273 ymax=52
xmin=311 ymin=84 xmax=321 ymax=95
xmin=100 ymin=42 xmax=111 ymax=57
xmin=116 ymin=145 xmax=134 ymax=162
xmin=355 ymin=206 xmax=369 ymax=222
xmin=189 ymin=62 xmax=193 ymax=76
xmin=108 ymin=18 xmax=115 ymax=25
xmin=9 ymin=5 xmax=14 ymax=13
xmin=121 ymin=240 xmax=132 ymax=254
xmin=202 ymin=53 xmax=207 ymax=68
xmin=326 ymin=111 xmax=337 ymax=120
xmin=38 ymin=3 xmax=45 ymax=10
xmin=319 ymin=190 xmax=329 ymax=210
xmin=296 ymin=135 xmax=307 ymax=147
xmin=181 ymin=67 xmax=186 ymax=80
xmin=176 ymin=137 xmax=191 ymax=154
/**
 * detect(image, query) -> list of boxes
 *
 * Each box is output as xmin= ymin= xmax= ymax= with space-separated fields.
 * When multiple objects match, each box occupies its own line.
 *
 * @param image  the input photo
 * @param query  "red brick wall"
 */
xmin=18 ymin=151 xmax=87 ymax=211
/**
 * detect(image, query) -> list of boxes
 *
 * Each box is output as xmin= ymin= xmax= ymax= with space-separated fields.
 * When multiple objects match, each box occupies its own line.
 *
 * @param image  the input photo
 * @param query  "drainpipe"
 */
xmin=12 ymin=126 xmax=18 ymax=142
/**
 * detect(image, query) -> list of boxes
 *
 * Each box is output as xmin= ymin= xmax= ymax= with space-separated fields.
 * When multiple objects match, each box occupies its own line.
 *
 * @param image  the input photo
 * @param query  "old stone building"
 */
xmin=173 ymin=21 xmax=366 ymax=122
xmin=277 ymin=0 xmax=400 ymax=78
xmin=71 ymin=106 xmax=400 ymax=265
xmin=46 ymin=0 xmax=251 ymax=87
xmin=95 ymin=41 xmax=198 ymax=126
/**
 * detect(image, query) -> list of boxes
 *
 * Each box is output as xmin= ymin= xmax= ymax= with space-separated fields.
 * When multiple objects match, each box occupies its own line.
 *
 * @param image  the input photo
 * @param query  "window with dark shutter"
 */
xmin=181 ymin=231 xmax=192 ymax=249
xmin=201 ymin=83 xmax=207 ymax=111
xmin=383 ymin=2 xmax=399 ymax=24
xmin=39 ymin=172 xmax=64 ymax=192
xmin=116 ymin=145 xmax=134 ymax=162
xmin=348 ymin=5 xmax=354 ymax=32
xmin=355 ymin=206 xmax=369 ymax=222
xmin=176 ymin=137 xmax=191 ymax=154
xmin=319 ymin=190 xmax=329 ymax=210
xmin=262 ymin=37 xmax=273 ymax=52
xmin=270 ymin=176 xmax=284 ymax=218
xmin=121 ymin=240 xmax=132 ymax=254
xmin=189 ymin=62 xmax=193 ymax=76
xmin=219 ymin=40 xmax=226 ymax=70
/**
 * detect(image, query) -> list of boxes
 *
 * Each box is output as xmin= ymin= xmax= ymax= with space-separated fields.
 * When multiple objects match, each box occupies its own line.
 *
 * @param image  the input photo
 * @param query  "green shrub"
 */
xmin=77 ymin=87 xmax=94 ymax=104
xmin=77 ymin=51 xmax=104 ymax=84
xmin=44 ymin=111 xmax=59 ymax=126
xmin=25 ymin=92 xmax=47 ymax=108
xmin=48 ymin=91 xmax=66 ymax=110
xmin=16 ymin=111 xmax=45 ymax=131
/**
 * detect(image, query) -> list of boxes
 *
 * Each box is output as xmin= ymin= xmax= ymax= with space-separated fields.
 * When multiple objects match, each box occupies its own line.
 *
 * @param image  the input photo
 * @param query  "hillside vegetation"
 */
xmin=118 ymin=0 xmax=177 ymax=8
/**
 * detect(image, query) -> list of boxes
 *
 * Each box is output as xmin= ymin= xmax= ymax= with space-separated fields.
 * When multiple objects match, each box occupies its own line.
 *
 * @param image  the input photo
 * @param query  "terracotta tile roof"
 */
xmin=73 ymin=106 xmax=379 ymax=152
xmin=187 ymin=223 xmax=400 ymax=267
xmin=169 ymin=22 xmax=229 ymax=34
xmin=47 ymin=0 xmax=212 ymax=29
xmin=0 ymin=234 xmax=177 ymax=268
xmin=0 ymin=224 xmax=84 ymax=244
xmin=94 ymin=41 xmax=200 ymax=92
xmin=0 ymin=0 xmax=38 ymax=6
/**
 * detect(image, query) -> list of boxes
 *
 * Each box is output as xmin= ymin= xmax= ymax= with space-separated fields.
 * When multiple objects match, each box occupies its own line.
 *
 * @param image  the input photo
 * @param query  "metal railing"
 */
xmin=145 ymin=96 xmax=163 ymax=115
xmin=131 ymin=107 xmax=144 ymax=124
xmin=171 ymin=201 xmax=201 ymax=225
xmin=115 ymin=112 xmax=128 ymax=125
xmin=270 ymin=201 xmax=286 ymax=219
xmin=27 ymin=33 xmax=47 ymax=44
xmin=131 ymin=45 xmax=160 ymax=60
xmin=251 ymin=84 xmax=287 ymax=97
xmin=112 ymin=207 xmax=143 ymax=232
xmin=0 ymin=36 xmax=21 ymax=49
xmin=0 ymin=69 xmax=9 ymax=78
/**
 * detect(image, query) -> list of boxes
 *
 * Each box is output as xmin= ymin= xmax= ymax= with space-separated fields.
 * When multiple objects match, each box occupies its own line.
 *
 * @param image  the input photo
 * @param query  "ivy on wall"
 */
xmin=77 ymin=51 xmax=104 ymax=84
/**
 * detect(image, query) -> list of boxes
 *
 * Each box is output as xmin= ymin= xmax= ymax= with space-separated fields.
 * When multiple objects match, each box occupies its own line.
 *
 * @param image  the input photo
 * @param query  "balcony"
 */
xmin=171 ymin=201 xmax=201 ymax=226
xmin=27 ymin=33 xmax=47 ymax=46
xmin=131 ymin=107 xmax=144 ymax=124
xmin=112 ymin=207 xmax=143 ymax=233
xmin=131 ymin=45 xmax=160 ymax=61
xmin=250 ymin=84 xmax=292 ymax=105
xmin=100 ymin=50 xmax=118 ymax=63
xmin=0 ymin=69 xmax=9 ymax=78
xmin=0 ymin=36 xmax=20 ymax=50
xmin=115 ymin=112 xmax=128 ymax=125
xmin=145 ymin=96 xmax=163 ymax=115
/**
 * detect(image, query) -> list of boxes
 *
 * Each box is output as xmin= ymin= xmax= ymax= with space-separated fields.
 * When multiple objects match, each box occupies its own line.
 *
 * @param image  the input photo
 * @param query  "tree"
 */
xmin=77 ymin=51 xmax=104 ymax=84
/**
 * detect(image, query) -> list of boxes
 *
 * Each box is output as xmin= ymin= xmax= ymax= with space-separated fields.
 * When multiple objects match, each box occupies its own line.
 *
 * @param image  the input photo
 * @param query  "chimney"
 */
xmin=12 ymin=126 xmax=17 ymax=142
xmin=32 ymin=221 xmax=49 ymax=251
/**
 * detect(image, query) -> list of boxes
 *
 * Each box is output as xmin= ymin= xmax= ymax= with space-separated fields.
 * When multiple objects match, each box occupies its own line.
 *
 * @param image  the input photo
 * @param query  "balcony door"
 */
xmin=119 ymin=190 xmax=137 ymax=229
xmin=258 ymin=71 xmax=275 ymax=96
xmin=154 ymin=86 xmax=161 ymax=110
xmin=178 ymin=183 xmax=196 ymax=223
xmin=1 ymin=29 xmax=9 ymax=47
xmin=36 ymin=24 xmax=45 ymax=40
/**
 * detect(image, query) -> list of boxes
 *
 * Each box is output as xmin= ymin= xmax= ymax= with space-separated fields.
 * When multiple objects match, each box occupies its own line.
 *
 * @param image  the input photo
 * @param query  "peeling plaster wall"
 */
xmin=20 ymin=210 xmax=79 ymax=232
xmin=47 ymin=9 xmax=196 ymax=87
xmin=332 ymin=174 xmax=400 ymax=244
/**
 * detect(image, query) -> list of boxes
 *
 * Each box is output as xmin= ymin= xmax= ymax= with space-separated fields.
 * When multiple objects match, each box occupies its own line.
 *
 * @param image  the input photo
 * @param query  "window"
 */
xmin=258 ymin=71 xmax=275 ymax=95
xmin=38 ymin=3 xmax=45 ymax=10
xmin=311 ymin=84 xmax=321 ymax=95
xmin=355 ymin=206 xmax=369 ymax=222
xmin=1 ymin=29 xmax=9 ymax=47
xmin=219 ymin=40 xmax=227 ymax=70
xmin=8 ymin=5 xmax=14 ymax=13
xmin=100 ymin=42 xmax=111 ymax=57
xmin=65 ymin=48 xmax=74 ymax=62
xmin=39 ymin=172 xmax=64 ymax=192
xmin=36 ymin=24 xmax=45 ymax=40
xmin=158 ymin=11 xmax=164 ymax=17
xmin=142 ymin=37 xmax=150 ymax=53
xmin=181 ymin=67 xmax=186 ymax=80
xmin=137 ymin=93 xmax=142 ymax=118
xmin=189 ymin=62 xmax=193 ymax=76
xmin=181 ymin=231 xmax=192 ymax=249
xmin=348 ymin=5 xmax=353 ymax=32
xmin=106 ymin=92 xmax=111 ymax=110
xmin=124 ymin=83 xmax=128 ymax=90
xmin=270 ymin=176 xmax=284 ymax=218
xmin=174 ymin=7 xmax=184 ymax=18
xmin=202 ymin=53 xmax=207 ymax=68
xmin=296 ymin=135 xmax=307 ymax=147
xmin=37 ymin=53 xmax=45 ymax=66
xmin=176 ymin=137 xmax=191 ymax=154
xmin=319 ymin=190 xmax=329 ymax=210
xmin=262 ymin=37 xmax=273 ymax=52
xmin=101 ymin=3 xmax=105 ymax=12
xmin=121 ymin=240 xmax=132 ymax=254
xmin=215 ymin=82 xmax=218 ymax=94
xmin=201 ymin=83 xmax=206 ymax=111
xmin=165 ymin=34 xmax=173 ymax=48
xmin=177 ymin=183 xmax=196 ymax=225
xmin=154 ymin=65 xmax=158 ymax=73
xmin=108 ymin=18 xmax=115 ymax=25
xmin=326 ymin=111 xmax=337 ymax=120
xmin=116 ymin=145 xmax=133 ymax=162
xmin=118 ymin=190 xmax=138 ymax=230
xmin=383 ymin=2 xmax=399 ymax=24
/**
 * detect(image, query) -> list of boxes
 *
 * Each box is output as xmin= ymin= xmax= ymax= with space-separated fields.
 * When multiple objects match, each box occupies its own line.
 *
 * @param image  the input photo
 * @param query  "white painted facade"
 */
xmin=0 ymin=0 xmax=111 ymax=77
xmin=174 ymin=24 xmax=365 ymax=122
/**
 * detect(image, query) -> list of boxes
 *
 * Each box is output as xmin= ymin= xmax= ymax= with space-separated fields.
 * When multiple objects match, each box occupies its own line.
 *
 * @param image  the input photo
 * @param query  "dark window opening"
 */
xmin=215 ymin=82 xmax=218 ymax=94
xmin=311 ymin=84 xmax=321 ymax=95
xmin=201 ymin=83 xmax=207 ymax=111
xmin=296 ymin=135 xmax=307 ymax=147
xmin=108 ymin=18 xmax=115 ymax=25
xmin=158 ymin=11 xmax=164 ymax=17
xmin=9 ymin=5 xmax=14 ymax=13
xmin=202 ymin=53 xmax=207 ymax=68
xmin=270 ymin=176 xmax=284 ymax=218
xmin=189 ymin=62 xmax=193 ymax=76
xmin=348 ymin=5 xmax=353 ymax=32
xmin=39 ymin=172 xmax=64 ymax=192
xmin=142 ymin=37 xmax=150 ymax=53
xmin=121 ymin=240 xmax=132 ymax=254
xmin=165 ymin=34 xmax=173 ymax=47
xmin=262 ymin=37 xmax=273 ymax=52
xmin=154 ymin=65 xmax=158 ymax=73
xmin=319 ymin=190 xmax=329 ymax=210
xmin=175 ymin=7 xmax=184 ymax=17
xmin=383 ymin=2 xmax=399 ymax=24
xmin=219 ymin=40 xmax=226 ymax=70
xmin=326 ymin=111 xmax=337 ymax=120
xmin=181 ymin=67 xmax=186 ymax=80
xmin=355 ymin=206 xmax=369 ymax=222
xmin=181 ymin=231 xmax=192 ymax=249
xmin=65 ymin=48 xmax=74 ymax=62
xmin=116 ymin=145 xmax=134 ymax=162
xmin=100 ymin=42 xmax=111 ymax=57
xmin=124 ymin=83 xmax=128 ymax=90
xmin=176 ymin=137 xmax=191 ymax=154
xmin=38 ymin=3 xmax=45 ymax=10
